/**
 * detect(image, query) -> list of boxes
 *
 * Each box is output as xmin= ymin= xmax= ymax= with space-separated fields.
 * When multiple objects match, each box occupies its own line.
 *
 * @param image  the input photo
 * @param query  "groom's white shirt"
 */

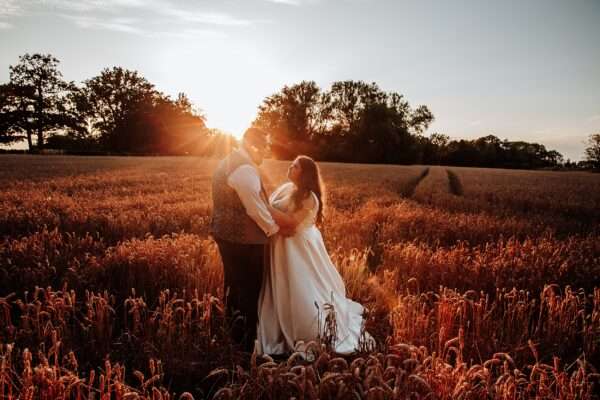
xmin=227 ymin=147 xmax=279 ymax=237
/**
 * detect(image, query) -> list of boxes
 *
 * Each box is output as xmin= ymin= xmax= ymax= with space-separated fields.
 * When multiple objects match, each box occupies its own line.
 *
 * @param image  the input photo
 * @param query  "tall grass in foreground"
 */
xmin=1 ymin=246 xmax=599 ymax=398
xmin=1 ymin=283 xmax=598 ymax=398
xmin=1 ymin=155 xmax=600 ymax=398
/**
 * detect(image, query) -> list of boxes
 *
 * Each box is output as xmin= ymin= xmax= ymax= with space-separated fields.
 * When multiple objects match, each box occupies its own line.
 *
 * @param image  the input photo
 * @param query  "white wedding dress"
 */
xmin=256 ymin=182 xmax=372 ymax=356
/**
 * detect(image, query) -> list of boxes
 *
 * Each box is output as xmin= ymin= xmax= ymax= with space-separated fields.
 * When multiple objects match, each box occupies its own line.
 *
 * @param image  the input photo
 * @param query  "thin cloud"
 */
xmin=587 ymin=115 xmax=600 ymax=123
xmin=5 ymin=0 xmax=254 ymax=26
xmin=41 ymin=0 xmax=146 ymax=13
xmin=5 ymin=0 xmax=257 ymax=37
xmin=266 ymin=0 xmax=302 ymax=5
xmin=150 ymin=28 xmax=228 ymax=40
xmin=43 ymin=0 xmax=253 ymax=26
xmin=265 ymin=0 xmax=321 ymax=4
xmin=160 ymin=8 xmax=252 ymax=26
xmin=39 ymin=0 xmax=254 ymax=33
xmin=61 ymin=14 xmax=144 ymax=35
xmin=0 ymin=0 xmax=17 ymax=29
xmin=60 ymin=13 xmax=231 ymax=39
xmin=0 ymin=0 xmax=21 ymax=16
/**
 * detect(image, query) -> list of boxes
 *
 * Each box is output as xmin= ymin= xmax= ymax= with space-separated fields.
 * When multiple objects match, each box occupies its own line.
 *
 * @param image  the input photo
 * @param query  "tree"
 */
xmin=128 ymin=92 xmax=209 ymax=155
xmin=584 ymin=133 xmax=600 ymax=170
xmin=0 ymin=83 xmax=32 ymax=145
xmin=5 ymin=54 xmax=76 ymax=150
xmin=321 ymin=81 xmax=386 ymax=136
xmin=80 ymin=68 xmax=211 ymax=154
xmin=254 ymin=80 xmax=434 ymax=163
xmin=438 ymin=136 xmax=563 ymax=169
xmin=474 ymin=135 xmax=503 ymax=167
xmin=545 ymin=150 xmax=563 ymax=166
xmin=446 ymin=139 xmax=480 ymax=166
xmin=408 ymin=105 xmax=435 ymax=135
xmin=82 ymin=67 xmax=158 ymax=151
xmin=422 ymin=132 xmax=450 ymax=164
xmin=321 ymin=81 xmax=433 ymax=163
xmin=254 ymin=81 xmax=323 ymax=159
xmin=430 ymin=133 xmax=450 ymax=148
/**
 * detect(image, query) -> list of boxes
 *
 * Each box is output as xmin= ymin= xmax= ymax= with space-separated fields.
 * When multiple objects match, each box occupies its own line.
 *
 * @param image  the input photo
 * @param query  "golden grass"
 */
xmin=1 ymin=155 xmax=599 ymax=399
xmin=426 ymin=166 xmax=600 ymax=234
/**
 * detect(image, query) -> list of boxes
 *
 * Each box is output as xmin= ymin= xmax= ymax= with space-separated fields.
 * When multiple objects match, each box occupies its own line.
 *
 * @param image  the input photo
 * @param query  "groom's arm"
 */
xmin=228 ymin=165 xmax=279 ymax=237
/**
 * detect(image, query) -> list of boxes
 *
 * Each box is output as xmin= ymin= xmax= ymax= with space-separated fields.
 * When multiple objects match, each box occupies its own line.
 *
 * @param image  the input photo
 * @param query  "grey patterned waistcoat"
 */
xmin=210 ymin=150 xmax=269 ymax=244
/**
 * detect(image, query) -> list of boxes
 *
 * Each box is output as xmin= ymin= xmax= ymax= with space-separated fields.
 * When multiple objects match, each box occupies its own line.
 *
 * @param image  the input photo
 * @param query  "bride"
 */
xmin=256 ymin=155 xmax=373 ymax=356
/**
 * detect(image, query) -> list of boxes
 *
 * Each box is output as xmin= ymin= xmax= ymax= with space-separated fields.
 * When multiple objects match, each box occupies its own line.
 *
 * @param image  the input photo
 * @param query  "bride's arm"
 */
xmin=268 ymin=205 xmax=298 ymax=230
xmin=268 ymin=194 xmax=316 ymax=232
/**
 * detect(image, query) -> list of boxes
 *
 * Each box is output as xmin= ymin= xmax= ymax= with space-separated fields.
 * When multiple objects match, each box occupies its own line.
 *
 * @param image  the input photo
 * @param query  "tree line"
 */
xmin=0 ymin=54 xmax=234 ymax=156
xmin=1 ymin=53 xmax=598 ymax=170
xmin=252 ymin=80 xmax=592 ymax=169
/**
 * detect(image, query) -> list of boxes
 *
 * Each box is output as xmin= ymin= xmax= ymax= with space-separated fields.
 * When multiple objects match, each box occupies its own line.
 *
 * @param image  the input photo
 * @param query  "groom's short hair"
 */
xmin=243 ymin=127 xmax=269 ymax=149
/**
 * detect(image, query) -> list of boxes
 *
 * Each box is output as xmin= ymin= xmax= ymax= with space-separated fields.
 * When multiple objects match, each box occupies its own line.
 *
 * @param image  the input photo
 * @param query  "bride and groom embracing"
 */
xmin=210 ymin=127 xmax=373 ymax=356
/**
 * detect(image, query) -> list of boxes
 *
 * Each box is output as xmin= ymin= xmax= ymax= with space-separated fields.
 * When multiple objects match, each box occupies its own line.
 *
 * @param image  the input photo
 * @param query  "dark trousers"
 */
xmin=215 ymin=238 xmax=265 ymax=352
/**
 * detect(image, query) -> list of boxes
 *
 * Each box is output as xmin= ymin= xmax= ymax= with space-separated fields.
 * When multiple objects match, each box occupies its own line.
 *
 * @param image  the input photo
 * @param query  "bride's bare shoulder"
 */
xmin=302 ymin=191 xmax=318 ymax=209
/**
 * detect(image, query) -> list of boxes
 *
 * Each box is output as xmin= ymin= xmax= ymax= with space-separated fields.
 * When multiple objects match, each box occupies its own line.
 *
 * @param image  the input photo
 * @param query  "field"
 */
xmin=1 ymin=154 xmax=600 ymax=399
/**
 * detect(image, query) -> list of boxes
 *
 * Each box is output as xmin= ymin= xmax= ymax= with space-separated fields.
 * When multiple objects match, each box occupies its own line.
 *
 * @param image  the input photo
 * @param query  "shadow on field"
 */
xmin=399 ymin=167 xmax=430 ymax=197
xmin=446 ymin=169 xmax=464 ymax=196
xmin=366 ymin=167 xmax=431 ymax=270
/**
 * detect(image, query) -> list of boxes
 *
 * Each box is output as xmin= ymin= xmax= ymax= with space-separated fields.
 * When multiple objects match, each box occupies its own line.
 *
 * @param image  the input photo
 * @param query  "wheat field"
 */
xmin=1 ymin=154 xmax=599 ymax=399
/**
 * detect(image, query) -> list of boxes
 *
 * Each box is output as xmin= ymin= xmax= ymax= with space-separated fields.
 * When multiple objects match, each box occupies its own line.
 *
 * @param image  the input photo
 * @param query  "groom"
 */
xmin=210 ymin=127 xmax=280 ymax=352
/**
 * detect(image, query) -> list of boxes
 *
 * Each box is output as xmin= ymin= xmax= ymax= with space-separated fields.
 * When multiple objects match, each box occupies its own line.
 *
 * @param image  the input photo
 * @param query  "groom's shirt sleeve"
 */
xmin=227 ymin=165 xmax=280 ymax=237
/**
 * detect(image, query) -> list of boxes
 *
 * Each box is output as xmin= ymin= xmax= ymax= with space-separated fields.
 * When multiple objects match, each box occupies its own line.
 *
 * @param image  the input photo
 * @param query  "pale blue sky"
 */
xmin=1 ymin=0 xmax=599 ymax=160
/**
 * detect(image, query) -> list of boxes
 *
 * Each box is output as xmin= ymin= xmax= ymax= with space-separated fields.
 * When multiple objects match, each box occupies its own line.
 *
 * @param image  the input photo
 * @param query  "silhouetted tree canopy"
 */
xmin=76 ymin=67 xmax=212 ymax=154
xmin=1 ymin=53 xmax=569 ymax=167
xmin=584 ymin=133 xmax=600 ymax=170
xmin=254 ymin=80 xmax=434 ymax=163
xmin=254 ymin=81 xmax=324 ymax=159
xmin=0 ymin=83 xmax=29 ymax=145
xmin=81 ymin=67 xmax=159 ymax=151
xmin=0 ymin=54 xmax=77 ymax=150
xmin=420 ymin=134 xmax=564 ymax=169
xmin=253 ymin=80 xmax=564 ymax=169
xmin=1 ymin=55 xmax=233 ymax=156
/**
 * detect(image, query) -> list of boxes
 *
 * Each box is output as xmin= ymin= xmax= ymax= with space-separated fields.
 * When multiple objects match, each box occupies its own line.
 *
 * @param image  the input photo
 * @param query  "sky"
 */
xmin=1 ymin=0 xmax=599 ymax=161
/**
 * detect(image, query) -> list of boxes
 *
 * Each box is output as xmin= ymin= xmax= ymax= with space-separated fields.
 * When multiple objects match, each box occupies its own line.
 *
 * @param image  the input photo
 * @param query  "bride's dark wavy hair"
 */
xmin=292 ymin=155 xmax=325 ymax=225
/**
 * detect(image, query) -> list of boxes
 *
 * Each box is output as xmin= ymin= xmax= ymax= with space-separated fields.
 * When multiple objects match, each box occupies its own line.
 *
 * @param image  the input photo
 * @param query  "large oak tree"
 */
xmin=1 ymin=54 xmax=77 ymax=150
